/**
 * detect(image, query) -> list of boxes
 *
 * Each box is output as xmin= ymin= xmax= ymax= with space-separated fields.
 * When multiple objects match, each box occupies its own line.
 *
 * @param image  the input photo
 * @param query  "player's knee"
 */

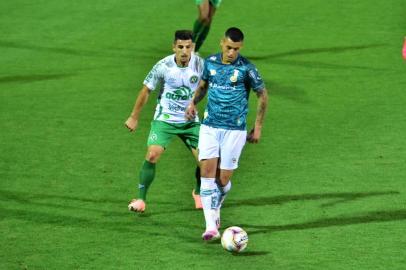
xmin=199 ymin=15 xmax=211 ymax=25
xmin=200 ymin=166 xmax=216 ymax=178
xmin=146 ymin=151 xmax=161 ymax=163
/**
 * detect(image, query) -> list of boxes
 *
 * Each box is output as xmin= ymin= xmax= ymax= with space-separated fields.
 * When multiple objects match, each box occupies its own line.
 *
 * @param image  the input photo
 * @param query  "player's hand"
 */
xmin=185 ymin=103 xmax=197 ymax=120
xmin=125 ymin=116 xmax=138 ymax=132
xmin=247 ymin=126 xmax=261 ymax=143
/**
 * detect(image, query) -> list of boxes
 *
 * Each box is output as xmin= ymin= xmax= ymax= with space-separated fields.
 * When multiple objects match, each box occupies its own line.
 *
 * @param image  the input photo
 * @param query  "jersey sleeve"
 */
xmin=143 ymin=61 xmax=165 ymax=91
xmin=201 ymin=58 xmax=210 ymax=81
xmin=247 ymin=64 xmax=265 ymax=92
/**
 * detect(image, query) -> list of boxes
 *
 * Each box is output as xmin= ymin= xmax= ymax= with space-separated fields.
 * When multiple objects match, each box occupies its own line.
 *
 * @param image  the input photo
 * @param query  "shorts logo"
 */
xmin=232 ymin=158 xmax=237 ymax=164
xmin=190 ymin=75 xmax=198 ymax=84
xmin=150 ymin=133 xmax=158 ymax=141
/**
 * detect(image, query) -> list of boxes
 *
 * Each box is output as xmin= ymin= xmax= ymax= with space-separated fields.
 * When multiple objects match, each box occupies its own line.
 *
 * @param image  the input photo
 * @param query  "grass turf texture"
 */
xmin=1 ymin=0 xmax=406 ymax=269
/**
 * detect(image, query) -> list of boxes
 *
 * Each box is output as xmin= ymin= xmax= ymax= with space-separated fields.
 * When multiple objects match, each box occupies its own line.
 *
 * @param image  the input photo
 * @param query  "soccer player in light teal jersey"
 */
xmin=193 ymin=0 xmax=222 ymax=52
xmin=186 ymin=27 xmax=268 ymax=240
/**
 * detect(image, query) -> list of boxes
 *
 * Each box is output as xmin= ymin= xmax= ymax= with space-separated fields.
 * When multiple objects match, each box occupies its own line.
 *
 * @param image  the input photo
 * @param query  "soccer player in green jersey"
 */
xmin=186 ymin=27 xmax=268 ymax=240
xmin=193 ymin=0 xmax=222 ymax=52
xmin=125 ymin=30 xmax=204 ymax=212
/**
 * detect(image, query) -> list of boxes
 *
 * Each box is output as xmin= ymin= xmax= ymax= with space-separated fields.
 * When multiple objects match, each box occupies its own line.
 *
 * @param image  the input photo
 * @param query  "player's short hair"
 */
xmin=174 ymin=30 xmax=193 ymax=42
xmin=225 ymin=27 xmax=244 ymax=42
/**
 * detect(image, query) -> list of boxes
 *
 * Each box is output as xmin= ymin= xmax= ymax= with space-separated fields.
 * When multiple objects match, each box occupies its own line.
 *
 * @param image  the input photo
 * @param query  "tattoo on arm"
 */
xmin=255 ymin=89 xmax=268 ymax=127
xmin=193 ymin=81 xmax=208 ymax=105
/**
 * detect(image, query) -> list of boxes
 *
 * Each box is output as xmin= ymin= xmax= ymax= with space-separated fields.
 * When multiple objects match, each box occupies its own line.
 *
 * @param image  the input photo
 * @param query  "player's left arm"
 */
xmin=247 ymin=88 xmax=268 ymax=143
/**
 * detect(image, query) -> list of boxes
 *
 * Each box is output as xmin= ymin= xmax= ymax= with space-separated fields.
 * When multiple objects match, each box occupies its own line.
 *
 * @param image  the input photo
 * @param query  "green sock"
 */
xmin=192 ymin=19 xmax=204 ymax=42
xmin=138 ymin=160 xmax=156 ymax=201
xmin=194 ymin=24 xmax=210 ymax=52
xmin=195 ymin=166 xmax=201 ymax=194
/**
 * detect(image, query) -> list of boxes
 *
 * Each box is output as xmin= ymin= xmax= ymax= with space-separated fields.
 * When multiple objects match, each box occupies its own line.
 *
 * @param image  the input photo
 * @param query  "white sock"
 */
xmin=200 ymin=177 xmax=220 ymax=231
xmin=214 ymin=180 xmax=231 ymax=229
xmin=218 ymin=180 xmax=231 ymax=207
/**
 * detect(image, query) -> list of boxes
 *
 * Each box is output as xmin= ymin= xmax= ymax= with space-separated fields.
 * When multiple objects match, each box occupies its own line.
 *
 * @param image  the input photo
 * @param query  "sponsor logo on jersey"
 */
xmin=189 ymin=75 xmax=199 ymax=84
xmin=230 ymin=70 xmax=239 ymax=82
xmin=165 ymin=86 xmax=193 ymax=101
xmin=209 ymin=82 xmax=236 ymax=90
xmin=168 ymin=103 xmax=186 ymax=112
xmin=210 ymin=69 xmax=216 ymax=76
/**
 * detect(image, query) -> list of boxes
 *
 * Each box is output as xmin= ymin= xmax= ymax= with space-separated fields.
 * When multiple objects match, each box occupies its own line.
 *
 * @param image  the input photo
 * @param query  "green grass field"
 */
xmin=1 ymin=0 xmax=406 ymax=269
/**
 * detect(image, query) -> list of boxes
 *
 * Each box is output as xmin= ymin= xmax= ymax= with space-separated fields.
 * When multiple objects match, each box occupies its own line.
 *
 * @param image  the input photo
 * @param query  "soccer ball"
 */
xmin=221 ymin=226 xmax=248 ymax=252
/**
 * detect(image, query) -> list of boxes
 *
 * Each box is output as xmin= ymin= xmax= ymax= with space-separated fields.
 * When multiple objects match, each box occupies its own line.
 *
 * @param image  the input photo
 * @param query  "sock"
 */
xmin=138 ymin=160 xmax=156 ymax=201
xmin=200 ymin=177 xmax=220 ymax=231
xmin=194 ymin=24 xmax=211 ymax=52
xmin=194 ymin=166 xmax=201 ymax=194
xmin=218 ymin=181 xmax=231 ymax=207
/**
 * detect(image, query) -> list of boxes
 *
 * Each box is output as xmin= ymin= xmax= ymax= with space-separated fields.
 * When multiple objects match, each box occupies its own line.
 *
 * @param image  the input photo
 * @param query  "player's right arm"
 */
xmin=185 ymin=79 xmax=208 ymax=120
xmin=125 ymin=85 xmax=151 ymax=132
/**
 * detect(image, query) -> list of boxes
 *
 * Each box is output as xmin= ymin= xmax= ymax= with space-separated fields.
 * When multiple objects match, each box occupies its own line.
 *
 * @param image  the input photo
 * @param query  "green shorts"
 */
xmin=195 ymin=0 xmax=222 ymax=8
xmin=147 ymin=120 xmax=200 ymax=150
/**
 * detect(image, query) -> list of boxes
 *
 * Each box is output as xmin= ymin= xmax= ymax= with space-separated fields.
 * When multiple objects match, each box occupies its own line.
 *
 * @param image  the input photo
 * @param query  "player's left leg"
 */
xmin=191 ymin=148 xmax=202 ymax=209
xmin=193 ymin=0 xmax=218 ymax=52
xmin=214 ymin=129 xmax=247 ymax=225
xmin=179 ymin=121 xmax=202 ymax=209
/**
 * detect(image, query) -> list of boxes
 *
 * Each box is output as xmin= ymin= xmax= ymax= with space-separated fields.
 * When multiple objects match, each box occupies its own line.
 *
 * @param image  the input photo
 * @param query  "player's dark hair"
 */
xmin=174 ymin=30 xmax=193 ymax=42
xmin=225 ymin=27 xmax=244 ymax=42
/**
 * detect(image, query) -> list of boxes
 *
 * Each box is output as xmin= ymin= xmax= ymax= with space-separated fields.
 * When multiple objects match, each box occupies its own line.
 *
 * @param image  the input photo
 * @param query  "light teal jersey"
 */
xmin=201 ymin=53 xmax=265 ymax=130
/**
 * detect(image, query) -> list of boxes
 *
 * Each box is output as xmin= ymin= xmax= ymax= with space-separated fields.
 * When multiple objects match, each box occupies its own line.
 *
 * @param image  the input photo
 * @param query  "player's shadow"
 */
xmin=246 ymin=43 xmax=389 ymax=71
xmin=0 ymin=189 xmax=123 ymax=205
xmin=231 ymin=251 xmax=270 ymax=256
xmin=0 ymin=40 xmax=131 ymax=58
xmin=238 ymin=208 xmax=406 ymax=235
xmin=246 ymin=43 xmax=387 ymax=60
xmin=227 ymin=191 xmax=399 ymax=208
xmin=0 ymin=73 xmax=76 ymax=84
xmin=264 ymin=80 xmax=309 ymax=104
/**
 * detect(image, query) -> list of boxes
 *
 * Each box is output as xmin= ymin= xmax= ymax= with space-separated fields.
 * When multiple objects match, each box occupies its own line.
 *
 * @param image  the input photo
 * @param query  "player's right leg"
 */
xmin=128 ymin=145 xmax=164 ymax=212
xmin=129 ymin=121 xmax=172 ymax=213
xmin=198 ymin=124 xmax=222 ymax=240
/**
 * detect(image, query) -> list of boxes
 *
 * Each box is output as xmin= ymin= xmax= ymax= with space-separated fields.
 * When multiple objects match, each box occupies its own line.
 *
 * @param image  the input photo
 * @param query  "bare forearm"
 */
xmin=130 ymin=86 xmax=150 ymax=119
xmin=255 ymin=89 xmax=268 ymax=128
xmin=192 ymin=81 xmax=208 ymax=105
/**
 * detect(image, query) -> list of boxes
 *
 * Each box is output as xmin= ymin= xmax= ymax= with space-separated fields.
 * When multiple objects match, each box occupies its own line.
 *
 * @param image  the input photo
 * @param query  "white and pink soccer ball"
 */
xmin=221 ymin=226 xmax=248 ymax=253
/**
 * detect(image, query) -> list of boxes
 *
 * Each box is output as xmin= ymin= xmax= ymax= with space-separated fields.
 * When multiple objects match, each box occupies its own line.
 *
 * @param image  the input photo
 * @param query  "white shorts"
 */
xmin=198 ymin=124 xmax=247 ymax=170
